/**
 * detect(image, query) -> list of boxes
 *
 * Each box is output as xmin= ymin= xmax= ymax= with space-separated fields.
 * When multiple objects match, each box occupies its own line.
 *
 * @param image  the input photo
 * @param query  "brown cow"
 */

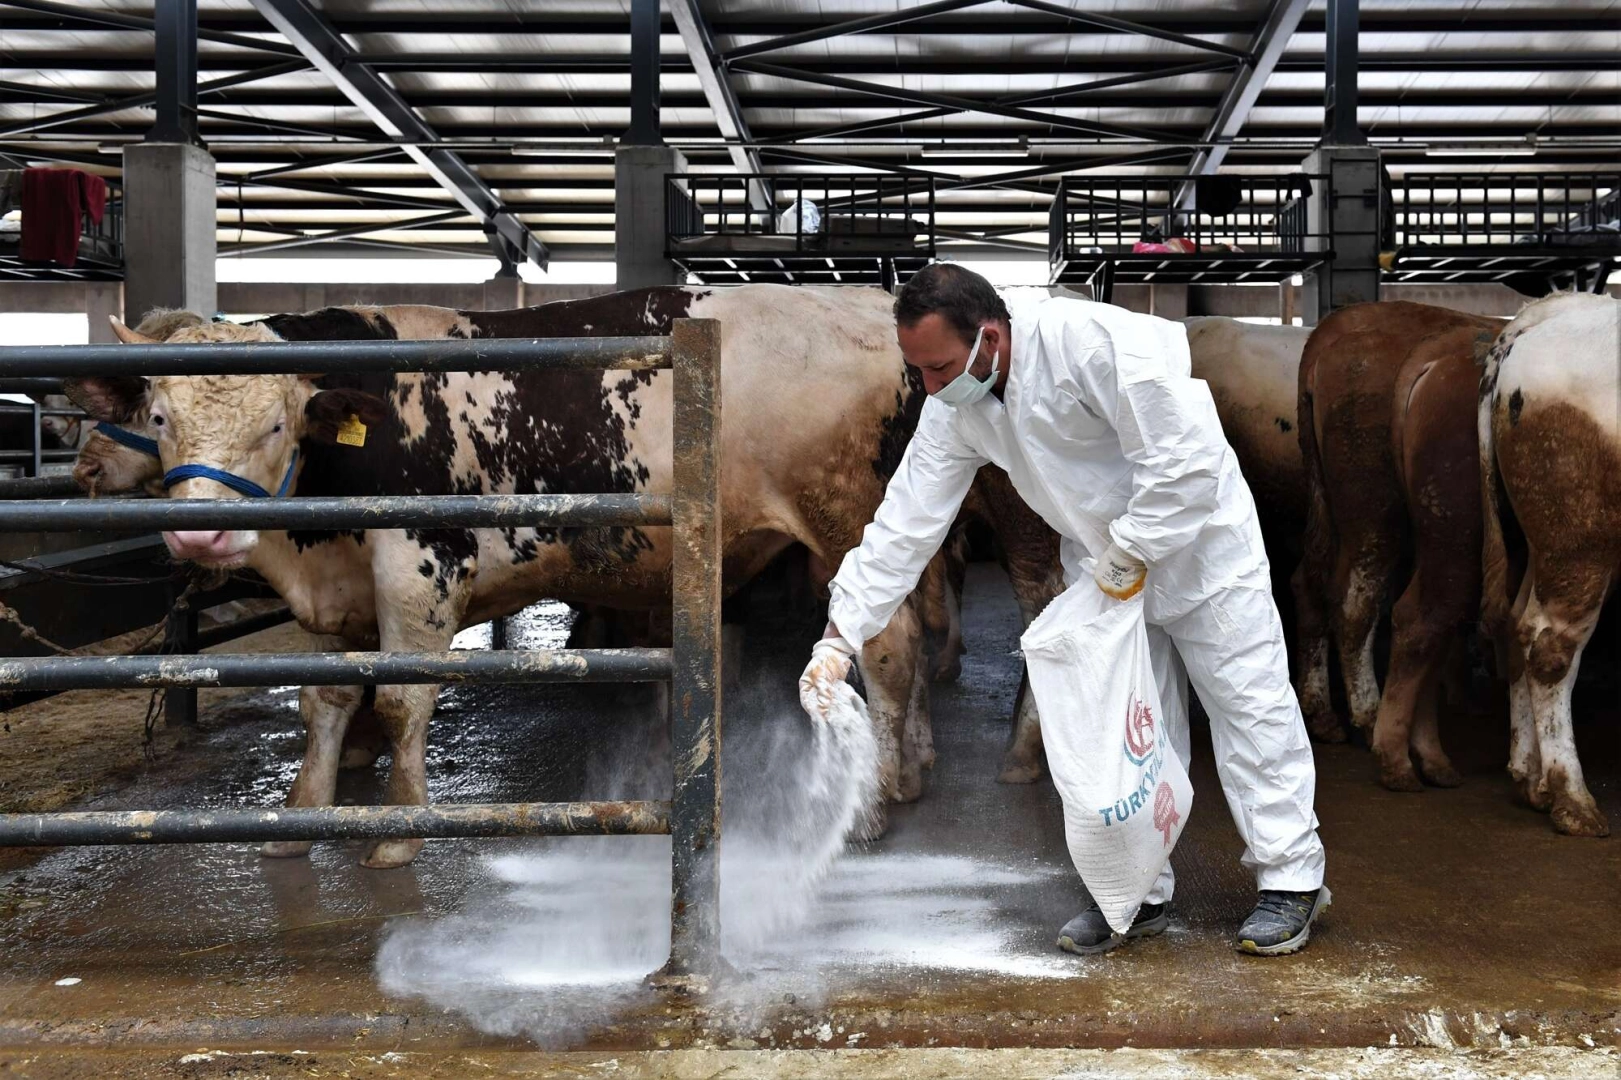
xmin=1372 ymin=316 xmax=1503 ymax=789
xmin=1480 ymin=291 xmax=1618 ymax=836
xmin=1295 ymin=302 xmax=1503 ymax=783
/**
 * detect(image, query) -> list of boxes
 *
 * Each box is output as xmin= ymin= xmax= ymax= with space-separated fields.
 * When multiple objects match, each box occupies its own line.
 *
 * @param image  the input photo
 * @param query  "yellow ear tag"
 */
xmin=335 ymin=414 xmax=367 ymax=448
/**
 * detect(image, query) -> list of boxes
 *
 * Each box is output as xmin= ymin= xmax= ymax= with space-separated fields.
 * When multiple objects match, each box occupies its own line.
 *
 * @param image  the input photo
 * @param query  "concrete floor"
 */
xmin=0 ymin=563 xmax=1616 ymax=1067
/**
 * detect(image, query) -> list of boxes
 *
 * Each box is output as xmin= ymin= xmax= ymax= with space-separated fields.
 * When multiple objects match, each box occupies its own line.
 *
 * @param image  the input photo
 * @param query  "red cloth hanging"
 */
xmin=20 ymin=168 xmax=107 ymax=268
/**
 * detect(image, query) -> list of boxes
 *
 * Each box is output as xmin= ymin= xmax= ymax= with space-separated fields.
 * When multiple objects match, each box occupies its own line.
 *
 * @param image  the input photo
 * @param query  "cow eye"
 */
xmin=150 ymin=415 xmax=164 ymax=427
xmin=271 ymin=422 xmax=283 ymax=435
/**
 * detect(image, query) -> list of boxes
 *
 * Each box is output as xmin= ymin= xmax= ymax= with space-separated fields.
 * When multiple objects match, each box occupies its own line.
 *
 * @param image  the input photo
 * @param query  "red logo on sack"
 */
xmin=1123 ymin=693 xmax=1156 ymax=765
xmin=1153 ymin=782 xmax=1180 ymax=846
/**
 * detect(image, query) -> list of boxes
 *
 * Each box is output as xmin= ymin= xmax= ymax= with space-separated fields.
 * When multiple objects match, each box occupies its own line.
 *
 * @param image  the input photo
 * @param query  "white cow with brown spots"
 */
xmin=67 ymin=286 xmax=997 ymax=867
xmin=1479 ymin=291 xmax=1620 ymax=836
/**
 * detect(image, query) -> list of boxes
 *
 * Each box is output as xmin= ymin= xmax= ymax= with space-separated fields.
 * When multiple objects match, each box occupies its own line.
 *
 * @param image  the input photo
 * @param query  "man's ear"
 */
xmin=304 ymin=388 xmax=390 ymax=444
xmin=63 ymin=376 xmax=148 ymax=422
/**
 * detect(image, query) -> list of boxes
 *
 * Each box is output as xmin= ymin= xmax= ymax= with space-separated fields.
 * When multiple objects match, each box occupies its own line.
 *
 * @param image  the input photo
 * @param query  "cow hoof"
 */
xmin=1378 ymin=765 xmax=1425 ymax=793
xmin=1418 ymin=760 xmax=1463 ymax=789
xmin=1515 ymin=776 xmax=1555 ymax=813
xmin=261 ymin=840 xmax=313 ymax=859
xmin=1551 ymin=801 xmax=1610 ymax=838
xmin=895 ymin=767 xmax=925 ymax=804
xmin=362 ymin=838 xmax=424 ymax=869
xmin=853 ymin=805 xmax=888 ymax=843
xmin=1304 ymin=712 xmax=1347 ymax=744
xmin=338 ymin=745 xmax=383 ymax=770
xmin=996 ymin=752 xmax=1045 ymax=784
xmin=930 ymin=659 xmax=962 ymax=684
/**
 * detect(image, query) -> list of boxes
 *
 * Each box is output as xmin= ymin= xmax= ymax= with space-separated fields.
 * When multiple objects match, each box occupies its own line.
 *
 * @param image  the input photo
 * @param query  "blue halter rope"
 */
xmin=163 ymin=448 xmax=299 ymax=500
xmin=93 ymin=422 xmax=159 ymax=458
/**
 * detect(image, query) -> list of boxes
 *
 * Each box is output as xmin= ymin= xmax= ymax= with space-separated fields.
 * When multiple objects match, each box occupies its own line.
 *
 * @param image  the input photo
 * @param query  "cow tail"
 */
xmin=1476 ymin=330 xmax=1519 ymax=670
xmin=1296 ymin=340 xmax=1334 ymax=634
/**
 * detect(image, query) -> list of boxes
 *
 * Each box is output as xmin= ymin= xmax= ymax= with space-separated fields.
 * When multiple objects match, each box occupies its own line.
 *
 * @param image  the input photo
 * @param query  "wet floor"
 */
xmin=0 ymin=564 xmax=1616 ymax=1057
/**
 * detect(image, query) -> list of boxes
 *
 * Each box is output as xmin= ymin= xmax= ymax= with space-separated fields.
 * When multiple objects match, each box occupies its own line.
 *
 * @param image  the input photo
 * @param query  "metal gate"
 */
xmin=0 ymin=321 xmax=724 ymax=981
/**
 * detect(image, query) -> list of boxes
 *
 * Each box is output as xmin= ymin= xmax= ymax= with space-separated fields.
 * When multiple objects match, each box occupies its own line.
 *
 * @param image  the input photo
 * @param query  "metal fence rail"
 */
xmin=0 ymin=801 xmax=671 ymax=847
xmin=0 ymin=335 xmax=671 ymax=376
xmin=0 ymin=492 xmax=670 ymax=531
xmin=0 ymin=321 xmax=725 ymax=981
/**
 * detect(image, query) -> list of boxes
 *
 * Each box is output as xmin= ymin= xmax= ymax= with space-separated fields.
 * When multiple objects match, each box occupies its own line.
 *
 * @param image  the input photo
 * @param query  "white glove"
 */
xmin=1094 ymin=542 xmax=1147 ymax=601
xmin=799 ymin=633 xmax=857 ymax=720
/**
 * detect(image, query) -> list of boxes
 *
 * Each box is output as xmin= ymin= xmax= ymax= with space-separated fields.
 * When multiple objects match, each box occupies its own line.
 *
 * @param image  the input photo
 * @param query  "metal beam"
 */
xmin=241 ymin=147 xmax=408 ymax=182
xmin=249 ymin=0 xmax=549 ymax=268
xmin=769 ymin=58 xmax=1239 ymax=146
xmin=0 ymin=0 xmax=301 ymax=56
xmin=218 ymin=209 xmax=468 ymax=255
xmin=1002 ymin=0 xmax=1252 ymax=61
xmin=1324 ymin=0 xmax=1366 ymax=145
xmin=0 ymin=60 xmax=308 ymax=141
xmin=668 ymin=0 xmax=770 ymax=212
xmin=1175 ymin=0 xmax=1308 ymax=211
xmin=728 ymin=59 xmax=1170 ymax=144
xmin=722 ymin=0 xmax=994 ymax=62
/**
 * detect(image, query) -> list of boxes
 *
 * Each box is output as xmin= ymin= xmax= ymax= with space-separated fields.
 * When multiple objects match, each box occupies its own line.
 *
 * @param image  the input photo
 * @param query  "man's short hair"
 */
xmin=893 ymin=262 xmax=1010 ymax=346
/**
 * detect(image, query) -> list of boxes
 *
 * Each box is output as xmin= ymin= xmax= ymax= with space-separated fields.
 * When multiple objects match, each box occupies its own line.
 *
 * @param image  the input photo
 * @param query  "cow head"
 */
xmin=66 ymin=310 xmax=213 ymax=497
xmin=99 ymin=317 xmax=386 ymax=568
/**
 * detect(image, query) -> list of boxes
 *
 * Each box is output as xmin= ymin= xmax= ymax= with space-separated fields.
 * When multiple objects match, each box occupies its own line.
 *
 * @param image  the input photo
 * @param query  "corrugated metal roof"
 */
xmin=0 ymin=0 xmax=1612 ymax=260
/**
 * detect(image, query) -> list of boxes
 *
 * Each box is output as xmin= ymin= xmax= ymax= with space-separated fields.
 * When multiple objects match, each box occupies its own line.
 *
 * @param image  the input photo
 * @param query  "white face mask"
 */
xmin=932 ymin=325 xmax=999 ymax=408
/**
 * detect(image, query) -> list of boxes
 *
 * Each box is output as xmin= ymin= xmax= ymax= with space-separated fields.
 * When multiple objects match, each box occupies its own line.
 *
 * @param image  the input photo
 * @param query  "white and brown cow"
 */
xmin=1480 ymin=291 xmax=1619 ymax=837
xmin=68 ymin=285 xmax=1044 ymax=867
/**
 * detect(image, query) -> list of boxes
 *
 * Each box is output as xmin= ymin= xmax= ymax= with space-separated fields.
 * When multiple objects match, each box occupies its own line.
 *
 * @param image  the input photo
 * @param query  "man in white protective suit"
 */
xmin=801 ymin=264 xmax=1329 ymax=956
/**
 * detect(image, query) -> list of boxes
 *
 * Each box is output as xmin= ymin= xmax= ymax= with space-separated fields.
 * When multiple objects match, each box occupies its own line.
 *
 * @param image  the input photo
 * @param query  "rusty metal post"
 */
xmin=657 ymin=316 xmax=724 ymax=987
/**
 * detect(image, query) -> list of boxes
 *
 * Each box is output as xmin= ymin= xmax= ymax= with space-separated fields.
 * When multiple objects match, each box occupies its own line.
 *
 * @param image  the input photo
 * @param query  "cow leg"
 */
xmin=998 ymin=557 xmax=1060 ymax=784
xmin=339 ymin=692 xmax=387 ymax=769
xmin=1520 ymin=571 xmax=1611 ymax=838
xmin=1371 ymin=575 xmax=1439 ymax=792
xmin=1291 ymin=560 xmax=1342 ymax=744
xmin=856 ymin=598 xmax=927 ymax=838
xmin=362 ymin=536 xmax=474 ymax=869
xmin=1409 ymin=671 xmax=1462 ymax=788
xmin=921 ymin=546 xmax=964 ymax=684
xmin=263 ymin=647 xmax=364 ymax=860
xmin=721 ymin=621 xmax=746 ymax=697
xmin=905 ymin=651 xmax=935 ymax=773
xmin=1333 ymin=553 xmax=1392 ymax=738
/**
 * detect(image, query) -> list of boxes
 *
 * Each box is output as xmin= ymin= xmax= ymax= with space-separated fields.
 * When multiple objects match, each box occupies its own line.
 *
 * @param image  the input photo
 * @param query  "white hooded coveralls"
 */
xmin=828 ymin=290 xmax=1325 ymax=899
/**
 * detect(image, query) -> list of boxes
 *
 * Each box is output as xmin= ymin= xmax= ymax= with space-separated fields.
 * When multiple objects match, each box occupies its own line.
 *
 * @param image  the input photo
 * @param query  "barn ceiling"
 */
xmin=0 ymin=0 xmax=1615 ymax=263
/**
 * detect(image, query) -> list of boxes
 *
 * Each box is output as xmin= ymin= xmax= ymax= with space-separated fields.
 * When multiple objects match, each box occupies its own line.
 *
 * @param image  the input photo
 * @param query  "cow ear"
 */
xmin=63 ymin=376 xmax=147 ymax=422
xmin=304 ymin=388 xmax=390 ymax=444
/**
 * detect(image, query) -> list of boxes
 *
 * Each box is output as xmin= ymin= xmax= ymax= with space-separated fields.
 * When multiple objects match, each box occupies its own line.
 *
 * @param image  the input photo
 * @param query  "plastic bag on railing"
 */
xmin=777 ymin=198 xmax=821 ymax=236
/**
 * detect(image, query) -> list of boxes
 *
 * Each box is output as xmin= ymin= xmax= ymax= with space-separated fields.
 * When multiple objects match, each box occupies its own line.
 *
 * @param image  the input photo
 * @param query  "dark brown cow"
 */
xmin=1373 ymin=316 xmax=1503 ymax=789
xmin=1295 ymin=301 xmax=1503 ymax=786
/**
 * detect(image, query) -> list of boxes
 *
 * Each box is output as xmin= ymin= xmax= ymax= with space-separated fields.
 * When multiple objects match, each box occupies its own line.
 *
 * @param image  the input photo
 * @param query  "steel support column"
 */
xmin=626 ymin=0 xmax=662 ymax=146
xmin=1324 ymin=0 xmax=1366 ymax=146
xmin=149 ymin=0 xmax=201 ymax=146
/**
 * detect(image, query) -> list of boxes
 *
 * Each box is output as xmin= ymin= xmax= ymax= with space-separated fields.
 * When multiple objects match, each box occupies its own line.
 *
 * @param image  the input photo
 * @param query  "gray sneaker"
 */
xmin=1057 ymin=901 xmax=1169 ymax=956
xmin=1236 ymin=887 xmax=1332 ymax=956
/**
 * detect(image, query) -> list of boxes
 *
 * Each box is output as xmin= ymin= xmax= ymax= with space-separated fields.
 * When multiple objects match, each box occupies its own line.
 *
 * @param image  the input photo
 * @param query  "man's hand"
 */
xmin=799 ymin=627 xmax=857 ymax=719
xmin=1094 ymin=542 xmax=1147 ymax=601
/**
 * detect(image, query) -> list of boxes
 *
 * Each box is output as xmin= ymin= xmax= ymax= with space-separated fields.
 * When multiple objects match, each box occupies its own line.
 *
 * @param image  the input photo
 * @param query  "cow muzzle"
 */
xmin=162 ymin=529 xmax=255 ymax=567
